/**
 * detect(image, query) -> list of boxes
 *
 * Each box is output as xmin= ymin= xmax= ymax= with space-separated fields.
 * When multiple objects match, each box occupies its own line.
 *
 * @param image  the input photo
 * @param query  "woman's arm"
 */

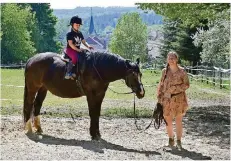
xmin=157 ymin=68 xmax=166 ymax=99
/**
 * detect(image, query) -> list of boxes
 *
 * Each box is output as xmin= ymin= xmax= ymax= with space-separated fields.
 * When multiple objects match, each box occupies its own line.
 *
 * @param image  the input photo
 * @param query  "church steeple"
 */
xmin=89 ymin=8 xmax=96 ymax=35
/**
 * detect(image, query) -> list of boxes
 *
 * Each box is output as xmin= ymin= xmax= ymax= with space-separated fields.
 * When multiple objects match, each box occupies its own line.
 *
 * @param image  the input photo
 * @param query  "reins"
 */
xmin=92 ymin=53 xmax=164 ymax=131
xmin=132 ymin=94 xmax=163 ymax=131
xmin=92 ymin=54 xmax=134 ymax=95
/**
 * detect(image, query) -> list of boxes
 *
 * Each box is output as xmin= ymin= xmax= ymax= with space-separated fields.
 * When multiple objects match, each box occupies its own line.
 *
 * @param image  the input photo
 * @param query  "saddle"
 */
xmin=61 ymin=50 xmax=86 ymax=77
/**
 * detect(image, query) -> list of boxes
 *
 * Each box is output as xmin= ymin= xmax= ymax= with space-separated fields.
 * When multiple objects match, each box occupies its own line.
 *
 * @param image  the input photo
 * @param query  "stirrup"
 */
xmin=65 ymin=73 xmax=72 ymax=79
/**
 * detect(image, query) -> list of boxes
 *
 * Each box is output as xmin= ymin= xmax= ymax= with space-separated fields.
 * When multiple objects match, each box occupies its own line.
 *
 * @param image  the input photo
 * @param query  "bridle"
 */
xmin=92 ymin=54 xmax=142 ymax=95
xmin=124 ymin=71 xmax=143 ymax=94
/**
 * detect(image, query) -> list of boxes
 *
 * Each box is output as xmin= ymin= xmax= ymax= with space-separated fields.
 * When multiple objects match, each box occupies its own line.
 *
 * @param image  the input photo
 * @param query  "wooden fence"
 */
xmin=0 ymin=61 xmax=25 ymax=69
xmin=184 ymin=65 xmax=230 ymax=89
xmin=1 ymin=63 xmax=230 ymax=89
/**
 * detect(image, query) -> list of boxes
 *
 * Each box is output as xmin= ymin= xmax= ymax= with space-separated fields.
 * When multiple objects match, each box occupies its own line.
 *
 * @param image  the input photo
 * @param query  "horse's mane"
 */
xmin=86 ymin=51 xmax=127 ymax=69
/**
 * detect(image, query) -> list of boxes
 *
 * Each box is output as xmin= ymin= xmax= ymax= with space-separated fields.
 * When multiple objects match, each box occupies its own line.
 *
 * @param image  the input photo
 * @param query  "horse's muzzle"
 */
xmin=136 ymin=89 xmax=145 ymax=99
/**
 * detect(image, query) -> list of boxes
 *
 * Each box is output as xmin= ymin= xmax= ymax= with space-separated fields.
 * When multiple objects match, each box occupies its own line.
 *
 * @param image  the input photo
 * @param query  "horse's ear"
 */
xmin=136 ymin=58 xmax=140 ymax=65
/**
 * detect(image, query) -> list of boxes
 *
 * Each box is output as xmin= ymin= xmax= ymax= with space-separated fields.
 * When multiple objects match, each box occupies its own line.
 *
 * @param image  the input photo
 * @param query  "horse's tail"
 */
xmin=23 ymin=80 xmax=28 ymax=124
xmin=23 ymin=59 xmax=30 ymax=124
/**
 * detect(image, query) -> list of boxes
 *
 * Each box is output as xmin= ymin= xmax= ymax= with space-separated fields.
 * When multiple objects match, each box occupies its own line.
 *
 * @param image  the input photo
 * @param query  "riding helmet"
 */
xmin=70 ymin=16 xmax=82 ymax=25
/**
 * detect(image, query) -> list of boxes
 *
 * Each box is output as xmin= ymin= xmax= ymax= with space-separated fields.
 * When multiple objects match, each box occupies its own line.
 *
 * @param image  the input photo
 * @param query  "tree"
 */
xmin=192 ymin=10 xmax=230 ymax=68
xmin=29 ymin=3 xmax=62 ymax=53
xmin=159 ymin=19 xmax=179 ymax=58
xmin=137 ymin=3 xmax=230 ymax=27
xmin=109 ymin=12 xmax=147 ymax=62
xmin=137 ymin=3 xmax=230 ymax=66
xmin=1 ymin=4 xmax=36 ymax=63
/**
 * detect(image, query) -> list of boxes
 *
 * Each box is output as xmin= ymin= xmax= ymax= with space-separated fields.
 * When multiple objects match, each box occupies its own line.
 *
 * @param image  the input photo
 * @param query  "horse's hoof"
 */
xmin=34 ymin=127 xmax=43 ymax=134
xmin=24 ymin=129 xmax=33 ymax=135
xmin=24 ymin=127 xmax=33 ymax=135
xmin=35 ymin=134 xmax=43 ymax=140
xmin=24 ymin=119 xmax=33 ymax=134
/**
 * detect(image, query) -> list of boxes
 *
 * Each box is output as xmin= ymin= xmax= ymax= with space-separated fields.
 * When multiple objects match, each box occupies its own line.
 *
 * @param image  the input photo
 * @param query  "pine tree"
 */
xmin=29 ymin=3 xmax=62 ymax=53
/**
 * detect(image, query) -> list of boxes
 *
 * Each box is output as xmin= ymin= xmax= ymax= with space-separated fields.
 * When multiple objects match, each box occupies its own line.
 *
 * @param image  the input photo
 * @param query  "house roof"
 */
xmin=92 ymin=36 xmax=104 ymax=45
xmin=85 ymin=36 xmax=104 ymax=48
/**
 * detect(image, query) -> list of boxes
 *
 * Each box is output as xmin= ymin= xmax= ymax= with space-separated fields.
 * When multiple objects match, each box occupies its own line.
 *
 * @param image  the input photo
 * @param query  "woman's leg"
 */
xmin=175 ymin=115 xmax=183 ymax=140
xmin=164 ymin=115 xmax=174 ymax=146
xmin=175 ymin=114 xmax=183 ymax=149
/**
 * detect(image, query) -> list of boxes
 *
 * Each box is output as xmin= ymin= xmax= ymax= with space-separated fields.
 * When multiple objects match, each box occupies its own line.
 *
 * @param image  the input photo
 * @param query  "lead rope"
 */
xmin=134 ymin=65 xmax=169 ymax=131
xmin=133 ymin=94 xmax=143 ymax=130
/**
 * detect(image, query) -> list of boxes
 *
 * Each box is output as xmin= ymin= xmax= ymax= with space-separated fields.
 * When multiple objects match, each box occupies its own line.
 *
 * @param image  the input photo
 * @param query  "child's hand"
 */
xmin=78 ymin=49 xmax=83 ymax=52
xmin=88 ymin=46 xmax=94 ymax=50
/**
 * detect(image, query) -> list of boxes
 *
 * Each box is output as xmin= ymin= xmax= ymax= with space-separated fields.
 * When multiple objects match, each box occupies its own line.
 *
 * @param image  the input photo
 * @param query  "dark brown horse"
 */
xmin=23 ymin=51 xmax=145 ymax=140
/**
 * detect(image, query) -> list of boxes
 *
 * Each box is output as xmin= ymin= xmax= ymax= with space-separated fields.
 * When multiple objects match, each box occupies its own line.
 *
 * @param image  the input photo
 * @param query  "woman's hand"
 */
xmin=163 ymin=92 xmax=171 ymax=98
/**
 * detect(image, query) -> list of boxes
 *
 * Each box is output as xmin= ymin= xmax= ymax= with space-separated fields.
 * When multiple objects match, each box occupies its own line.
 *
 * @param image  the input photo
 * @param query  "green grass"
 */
xmin=1 ymin=69 xmax=230 ymax=117
xmin=102 ymin=107 xmax=152 ymax=118
xmin=1 ymin=69 xmax=25 ymax=85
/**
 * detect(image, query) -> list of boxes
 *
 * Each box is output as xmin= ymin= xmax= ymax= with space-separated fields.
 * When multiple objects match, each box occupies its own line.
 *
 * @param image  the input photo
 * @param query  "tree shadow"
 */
xmin=26 ymin=134 xmax=161 ymax=155
xmin=184 ymin=105 xmax=230 ymax=149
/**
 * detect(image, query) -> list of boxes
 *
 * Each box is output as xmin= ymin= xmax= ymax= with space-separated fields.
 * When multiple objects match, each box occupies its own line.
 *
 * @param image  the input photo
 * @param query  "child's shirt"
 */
xmin=66 ymin=29 xmax=84 ymax=49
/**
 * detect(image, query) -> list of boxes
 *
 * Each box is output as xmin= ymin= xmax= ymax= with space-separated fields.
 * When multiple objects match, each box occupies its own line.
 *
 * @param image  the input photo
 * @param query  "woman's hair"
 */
xmin=167 ymin=51 xmax=179 ymax=60
xmin=165 ymin=51 xmax=178 ymax=72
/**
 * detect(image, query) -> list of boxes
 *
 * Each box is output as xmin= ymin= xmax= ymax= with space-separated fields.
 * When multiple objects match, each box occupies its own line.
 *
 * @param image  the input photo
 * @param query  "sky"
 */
xmin=1 ymin=0 xmax=229 ymax=9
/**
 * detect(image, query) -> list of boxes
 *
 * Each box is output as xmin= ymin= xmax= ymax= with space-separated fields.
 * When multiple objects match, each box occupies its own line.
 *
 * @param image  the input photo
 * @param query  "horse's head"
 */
xmin=124 ymin=58 xmax=145 ymax=99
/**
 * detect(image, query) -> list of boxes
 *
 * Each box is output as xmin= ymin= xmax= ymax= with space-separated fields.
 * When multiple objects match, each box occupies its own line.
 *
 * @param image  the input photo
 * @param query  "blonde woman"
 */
xmin=157 ymin=51 xmax=190 ymax=150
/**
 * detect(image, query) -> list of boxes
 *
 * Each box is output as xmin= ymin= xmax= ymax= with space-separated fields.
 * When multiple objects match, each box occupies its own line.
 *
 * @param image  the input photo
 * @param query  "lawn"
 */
xmin=1 ymin=69 xmax=230 ymax=117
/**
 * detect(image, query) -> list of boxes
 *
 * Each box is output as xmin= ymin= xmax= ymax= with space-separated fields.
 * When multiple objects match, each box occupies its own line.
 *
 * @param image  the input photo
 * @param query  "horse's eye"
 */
xmin=140 ymin=73 xmax=142 ymax=77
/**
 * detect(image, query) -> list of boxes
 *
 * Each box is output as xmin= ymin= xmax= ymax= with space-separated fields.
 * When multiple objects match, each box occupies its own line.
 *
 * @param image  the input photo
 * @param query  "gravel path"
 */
xmin=1 ymin=104 xmax=230 ymax=160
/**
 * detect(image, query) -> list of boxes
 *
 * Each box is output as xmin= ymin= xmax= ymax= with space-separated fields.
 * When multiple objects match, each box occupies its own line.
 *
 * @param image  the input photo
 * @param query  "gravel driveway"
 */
xmin=1 ymin=104 xmax=230 ymax=160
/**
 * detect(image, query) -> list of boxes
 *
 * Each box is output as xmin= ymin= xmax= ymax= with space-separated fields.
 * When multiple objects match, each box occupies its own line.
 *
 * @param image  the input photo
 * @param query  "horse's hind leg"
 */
xmin=23 ymin=84 xmax=38 ymax=134
xmin=33 ymin=86 xmax=47 ymax=134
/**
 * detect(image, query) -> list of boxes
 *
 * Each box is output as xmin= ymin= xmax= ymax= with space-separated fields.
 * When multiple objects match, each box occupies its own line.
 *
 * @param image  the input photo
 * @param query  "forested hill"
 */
xmin=53 ymin=7 xmax=162 ymax=24
xmin=53 ymin=7 xmax=163 ymax=44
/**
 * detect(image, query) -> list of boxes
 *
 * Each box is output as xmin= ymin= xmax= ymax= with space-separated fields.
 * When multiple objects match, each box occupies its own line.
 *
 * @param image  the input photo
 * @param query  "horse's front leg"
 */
xmin=87 ymin=92 xmax=105 ymax=140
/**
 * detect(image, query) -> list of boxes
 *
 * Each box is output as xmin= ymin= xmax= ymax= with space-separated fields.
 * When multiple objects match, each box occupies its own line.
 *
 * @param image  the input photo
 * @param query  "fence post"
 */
xmin=201 ymin=68 xmax=204 ymax=83
xmin=206 ymin=68 xmax=209 ymax=84
xmin=196 ymin=62 xmax=198 ymax=75
xmin=219 ymin=68 xmax=223 ymax=89
xmin=213 ymin=69 xmax=216 ymax=86
xmin=20 ymin=61 xmax=23 ymax=69
xmin=205 ymin=66 xmax=208 ymax=84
